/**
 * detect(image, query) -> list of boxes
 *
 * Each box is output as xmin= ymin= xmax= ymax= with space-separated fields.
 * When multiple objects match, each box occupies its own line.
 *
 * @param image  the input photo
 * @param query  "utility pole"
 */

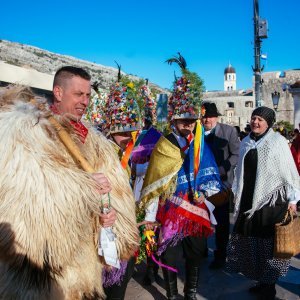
xmin=253 ymin=0 xmax=268 ymax=107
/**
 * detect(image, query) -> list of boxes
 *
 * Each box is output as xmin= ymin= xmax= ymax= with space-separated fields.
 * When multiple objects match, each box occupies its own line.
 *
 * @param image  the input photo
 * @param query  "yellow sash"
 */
xmin=139 ymin=136 xmax=184 ymax=210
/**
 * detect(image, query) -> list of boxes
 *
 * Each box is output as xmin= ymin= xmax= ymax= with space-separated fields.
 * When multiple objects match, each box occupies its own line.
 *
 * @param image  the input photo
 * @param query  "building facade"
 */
xmin=204 ymin=65 xmax=300 ymax=130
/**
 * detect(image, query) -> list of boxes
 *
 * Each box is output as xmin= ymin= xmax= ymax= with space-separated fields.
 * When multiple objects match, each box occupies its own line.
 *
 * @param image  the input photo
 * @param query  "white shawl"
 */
xmin=233 ymin=129 xmax=300 ymax=219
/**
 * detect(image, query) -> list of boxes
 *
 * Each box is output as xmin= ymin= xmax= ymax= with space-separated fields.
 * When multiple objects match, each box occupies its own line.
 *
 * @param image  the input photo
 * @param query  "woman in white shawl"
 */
xmin=227 ymin=106 xmax=300 ymax=300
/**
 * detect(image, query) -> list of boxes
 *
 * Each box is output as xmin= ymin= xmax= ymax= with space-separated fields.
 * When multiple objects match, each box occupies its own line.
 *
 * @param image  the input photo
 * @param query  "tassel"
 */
xmin=193 ymin=120 xmax=203 ymax=199
xmin=121 ymin=131 xmax=138 ymax=169
xmin=194 ymin=120 xmax=201 ymax=177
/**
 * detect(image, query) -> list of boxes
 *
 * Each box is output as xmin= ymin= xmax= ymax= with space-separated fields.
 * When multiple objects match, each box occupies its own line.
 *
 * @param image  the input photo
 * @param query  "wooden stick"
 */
xmin=47 ymin=116 xmax=94 ymax=173
xmin=30 ymin=99 xmax=95 ymax=173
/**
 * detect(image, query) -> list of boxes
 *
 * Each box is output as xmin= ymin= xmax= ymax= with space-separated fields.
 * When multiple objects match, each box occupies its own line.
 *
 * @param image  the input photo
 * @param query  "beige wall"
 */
xmin=0 ymin=61 xmax=53 ymax=91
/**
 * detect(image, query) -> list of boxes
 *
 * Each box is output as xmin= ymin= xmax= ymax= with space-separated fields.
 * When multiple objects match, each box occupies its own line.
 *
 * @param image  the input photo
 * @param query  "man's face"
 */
xmin=53 ymin=76 xmax=91 ymax=119
xmin=112 ymin=131 xmax=132 ymax=150
xmin=201 ymin=116 xmax=218 ymax=131
xmin=174 ymin=119 xmax=196 ymax=137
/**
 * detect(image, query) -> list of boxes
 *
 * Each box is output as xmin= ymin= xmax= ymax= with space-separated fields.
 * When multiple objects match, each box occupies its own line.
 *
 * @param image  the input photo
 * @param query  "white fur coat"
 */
xmin=0 ymin=86 xmax=139 ymax=299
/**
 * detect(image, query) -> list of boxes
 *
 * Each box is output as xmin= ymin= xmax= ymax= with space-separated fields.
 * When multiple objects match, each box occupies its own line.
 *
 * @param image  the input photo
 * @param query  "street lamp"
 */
xmin=271 ymin=91 xmax=280 ymax=111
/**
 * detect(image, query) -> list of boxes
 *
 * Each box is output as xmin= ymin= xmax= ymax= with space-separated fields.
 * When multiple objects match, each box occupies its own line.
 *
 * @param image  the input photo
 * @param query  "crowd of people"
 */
xmin=0 ymin=59 xmax=299 ymax=300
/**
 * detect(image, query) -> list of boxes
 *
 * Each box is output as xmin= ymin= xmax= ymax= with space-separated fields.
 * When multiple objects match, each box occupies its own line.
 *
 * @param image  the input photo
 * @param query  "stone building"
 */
xmin=204 ymin=65 xmax=300 ymax=130
xmin=204 ymin=64 xmax=254 ymax=131
xmin=203 ymin=89 xmax=254 ymax=131
xmin=260 ymin=70 xmax=300 ymax=126
xmin=288 ymin=80 xmax=300 ymax=128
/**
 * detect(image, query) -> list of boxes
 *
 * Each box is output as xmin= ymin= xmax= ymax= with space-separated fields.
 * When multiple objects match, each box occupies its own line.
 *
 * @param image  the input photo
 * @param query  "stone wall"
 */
xmin=204 ymin=70 xmax=300 ymax=129
xmin=260 ymin=70 xmax=300 ymax=125
xmin=203 ymin=90 xmax=254 ymax=130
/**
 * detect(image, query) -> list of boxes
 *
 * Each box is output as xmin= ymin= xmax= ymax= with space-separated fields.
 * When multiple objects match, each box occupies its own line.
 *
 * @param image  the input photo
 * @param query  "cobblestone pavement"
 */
xmin=125 ymin=218 xmax=300 ymax=300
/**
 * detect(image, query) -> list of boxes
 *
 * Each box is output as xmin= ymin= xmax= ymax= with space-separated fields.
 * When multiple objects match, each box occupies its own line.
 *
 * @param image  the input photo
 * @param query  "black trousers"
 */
xmin=213 ymin=201 xmax=230 ymax=260
xmin=160 ymin=236 xmax=207 ymax=268
xmin=146 ymin=254 xmax=159 ymax=271
xmin=104 ymin=257 xmax=135 ymax=300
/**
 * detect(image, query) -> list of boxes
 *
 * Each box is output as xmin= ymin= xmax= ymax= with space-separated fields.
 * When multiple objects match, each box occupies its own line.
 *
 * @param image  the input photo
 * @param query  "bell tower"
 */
xmin=224 ymin=63 xmax=236 ymax=91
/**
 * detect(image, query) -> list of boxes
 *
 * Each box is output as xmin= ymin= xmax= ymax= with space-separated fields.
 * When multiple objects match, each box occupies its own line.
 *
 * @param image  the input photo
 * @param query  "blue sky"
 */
xmin=1 ymin=0 xmax=299 ymax=91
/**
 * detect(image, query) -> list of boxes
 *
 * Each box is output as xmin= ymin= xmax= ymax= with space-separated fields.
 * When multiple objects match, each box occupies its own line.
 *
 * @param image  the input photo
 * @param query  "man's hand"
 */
xmin=137 ymin=220 xmax=158 ymax=230
xmin=92 ymin=173 xmax=112 ymax=195
xmin=99 ymin=208 xmax=117 ymax=228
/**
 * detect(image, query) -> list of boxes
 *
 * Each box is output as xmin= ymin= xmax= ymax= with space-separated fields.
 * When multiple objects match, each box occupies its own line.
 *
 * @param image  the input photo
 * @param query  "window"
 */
xmin=245 ymin=101 xmax=253 ymax=108
xmin=227 ymin=102 xmax=234 ymax=108
xmin=227 ymin=111 xmax=234 ymax=117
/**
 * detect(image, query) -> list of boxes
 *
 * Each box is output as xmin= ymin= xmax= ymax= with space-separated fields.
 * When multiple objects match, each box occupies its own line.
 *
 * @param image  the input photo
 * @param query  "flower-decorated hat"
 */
xmin=102 ymin=62 xmax=142 ymax=134
xmin=84 ymin=81 xmax=107 ymax=127
xmin=166 ymin=52 xmax=204 ymax=120
xmin=139 ymin=79 xmax=157 ymax=125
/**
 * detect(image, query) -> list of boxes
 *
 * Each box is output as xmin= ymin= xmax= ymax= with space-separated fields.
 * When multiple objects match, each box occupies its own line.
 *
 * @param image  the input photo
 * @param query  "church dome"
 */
xmin=224 ymin=64 xmax=236 ymax=74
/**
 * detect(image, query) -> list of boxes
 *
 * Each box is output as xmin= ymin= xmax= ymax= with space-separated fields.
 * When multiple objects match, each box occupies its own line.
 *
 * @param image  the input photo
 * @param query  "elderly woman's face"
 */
xmin=250 ymin=115 xmax=268 ymax=136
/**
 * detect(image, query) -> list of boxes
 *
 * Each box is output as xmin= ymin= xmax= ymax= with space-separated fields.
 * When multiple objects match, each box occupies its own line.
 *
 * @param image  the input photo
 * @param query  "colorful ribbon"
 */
xmin=143 ymin=229 xmax=178 ymax=273
xmin=121 ymin=131 xmax=138 ymax=169
xmin=193 ymin=120 xmax=204 ymax=199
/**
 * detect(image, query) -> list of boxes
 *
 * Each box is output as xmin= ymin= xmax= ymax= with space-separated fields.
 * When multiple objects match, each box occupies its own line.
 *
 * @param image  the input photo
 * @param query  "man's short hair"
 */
xmin=53 ymin=66 xmax=91 ymax=88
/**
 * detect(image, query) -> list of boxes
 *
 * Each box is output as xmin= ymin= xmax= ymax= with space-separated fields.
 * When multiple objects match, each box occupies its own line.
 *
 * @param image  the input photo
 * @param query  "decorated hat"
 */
xmin=84 ymin=81 xmax=107 ymax=127
xmin=139 ymin=79 xmax=157 ymax=125
xmin=102 ymin=62 xmax=141 ymax=134
xmin=166 ymin=52 xmax=204 ymax=120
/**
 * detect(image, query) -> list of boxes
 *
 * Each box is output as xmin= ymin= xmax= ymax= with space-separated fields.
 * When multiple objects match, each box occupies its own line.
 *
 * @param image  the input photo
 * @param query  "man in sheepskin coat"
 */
xmin=0 ymin=66 xmax=139 ymax=300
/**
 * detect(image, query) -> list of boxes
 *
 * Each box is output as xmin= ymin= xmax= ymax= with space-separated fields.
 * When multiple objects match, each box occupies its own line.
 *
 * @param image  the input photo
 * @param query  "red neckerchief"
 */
xmin=49 ymin=104 xmax=88 ymax=143
xmin=181 ymin=133 xmax=194 ymax=152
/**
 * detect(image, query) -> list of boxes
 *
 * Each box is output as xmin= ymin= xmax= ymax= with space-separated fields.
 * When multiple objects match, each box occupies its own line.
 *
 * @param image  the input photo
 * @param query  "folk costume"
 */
xmin=227 ymin=107 xmax=300 ymax=299
xmin=101 ymin=67 xmax=141 ymax=300
xmin=131 ymin=81 xmax=162 ymax=285
xmin=132 ymin=80 xmax=161 ymax=215
xmin=0 ymin=86 xmax=139 ymax=300
xmin=202 ymin=102 xmax=240 ymax=268
xmin=140 ymin=53 xmax=222 ymax=300
xmin=84 ymin=81 xmax=107 ymax=127
xmin=132 ymin=127 xmax=161 ymax=204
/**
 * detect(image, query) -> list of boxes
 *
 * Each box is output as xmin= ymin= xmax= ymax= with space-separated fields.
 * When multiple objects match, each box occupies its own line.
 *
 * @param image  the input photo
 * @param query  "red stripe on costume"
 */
xmin=176 ymin=206 xmax=211 ymax=229
xmin=194 ymin=151 xmax=200 ymax=177
xmin=157 ymin=201 xmax=213 ymax=238
xmin=181 ymin=133 xmax=193 ymax=152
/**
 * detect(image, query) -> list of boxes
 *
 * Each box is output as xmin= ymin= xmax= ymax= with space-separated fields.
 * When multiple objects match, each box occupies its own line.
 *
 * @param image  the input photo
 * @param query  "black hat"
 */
xmin=202 ymin=102 xmax=222 ymax=118
xmin=251 ymin=106 xmax=276 ymax=128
